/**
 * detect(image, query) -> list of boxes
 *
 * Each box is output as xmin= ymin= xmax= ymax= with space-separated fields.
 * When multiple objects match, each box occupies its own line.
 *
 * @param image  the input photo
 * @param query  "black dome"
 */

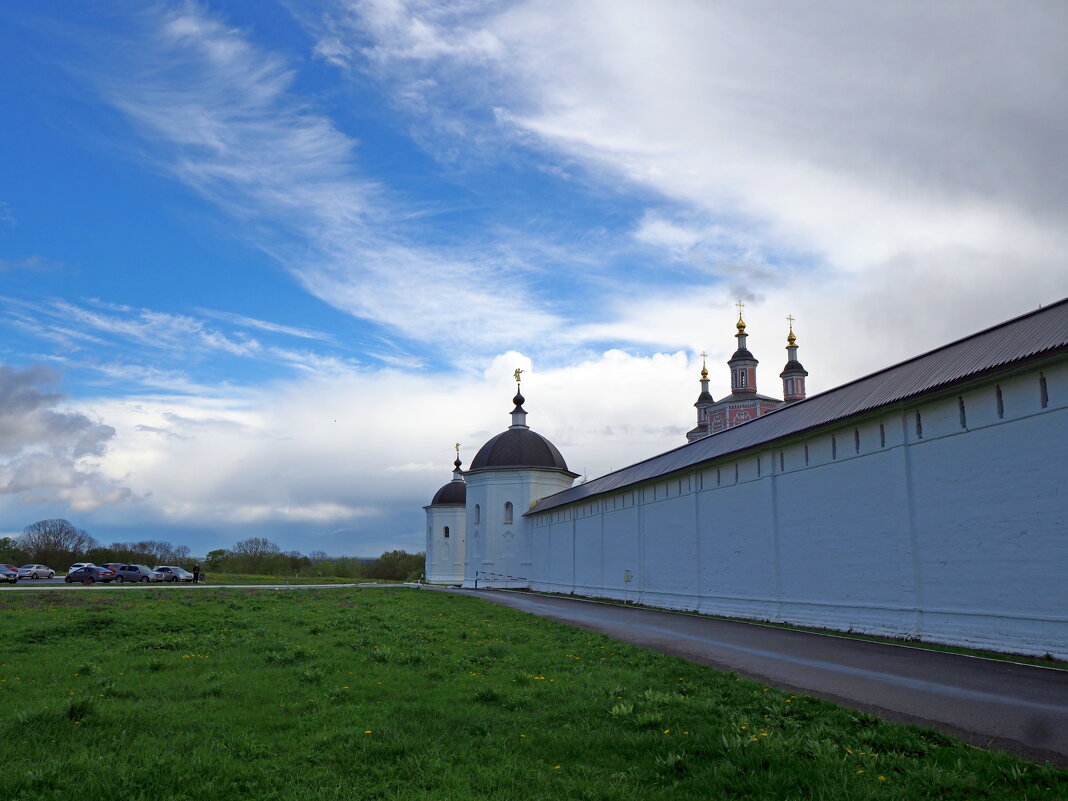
xmin=730 ymin=347 xmax=756 ymax=362
xmin=430 ymin=480 xmax=466 ymax=506
xmin=780 ymin=359 xmax=809 ymax=377
xmin=469 ymin=428 xmax=570 ymax=471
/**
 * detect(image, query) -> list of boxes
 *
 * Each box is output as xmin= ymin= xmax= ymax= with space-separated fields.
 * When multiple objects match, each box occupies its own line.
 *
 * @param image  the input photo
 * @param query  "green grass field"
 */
xmin=1 ymin=587 xmax=1064 ymax=800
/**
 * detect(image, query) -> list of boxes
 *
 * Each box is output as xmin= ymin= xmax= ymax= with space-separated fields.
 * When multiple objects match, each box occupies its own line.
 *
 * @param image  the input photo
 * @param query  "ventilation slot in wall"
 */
xmin=958 ymin=397 xmax=967 ymax=429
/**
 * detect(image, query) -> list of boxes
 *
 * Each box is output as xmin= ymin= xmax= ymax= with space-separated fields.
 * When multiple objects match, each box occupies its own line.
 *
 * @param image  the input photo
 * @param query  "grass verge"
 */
xmin=199 ymin=572 xmax=374 ymax=585
xmin=1 ymin=587 xmax=1064 ymax=800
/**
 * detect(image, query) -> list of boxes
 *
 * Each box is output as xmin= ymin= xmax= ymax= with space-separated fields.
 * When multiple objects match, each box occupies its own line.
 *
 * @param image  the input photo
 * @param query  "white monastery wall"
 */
xmin=529 ymin=360 xmax=1068 ymax=659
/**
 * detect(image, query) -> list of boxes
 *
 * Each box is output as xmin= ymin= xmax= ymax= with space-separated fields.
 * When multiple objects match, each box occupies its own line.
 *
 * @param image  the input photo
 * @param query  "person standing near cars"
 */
xmin=192 ymin=562 xmax=201 ymax=584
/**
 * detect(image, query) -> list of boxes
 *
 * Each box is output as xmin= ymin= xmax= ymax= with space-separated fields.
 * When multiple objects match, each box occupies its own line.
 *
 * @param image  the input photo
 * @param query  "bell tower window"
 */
xmin=443 ymin=526 xmax=450 ymax=538
xmin=503 ymin=502 xmax=513 ymax=525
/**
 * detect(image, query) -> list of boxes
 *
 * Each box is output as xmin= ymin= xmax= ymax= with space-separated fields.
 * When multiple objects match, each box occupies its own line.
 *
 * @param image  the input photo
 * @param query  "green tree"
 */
xmin=0 ymin=535 xmax=24 ymax=564
xmin=366 ymin=550 xmax=425 ymax=581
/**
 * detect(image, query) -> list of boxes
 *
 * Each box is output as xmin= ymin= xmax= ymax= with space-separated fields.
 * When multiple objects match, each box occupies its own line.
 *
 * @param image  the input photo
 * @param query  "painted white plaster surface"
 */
xmin=528 ymin=360 xmax=1068 ymax=660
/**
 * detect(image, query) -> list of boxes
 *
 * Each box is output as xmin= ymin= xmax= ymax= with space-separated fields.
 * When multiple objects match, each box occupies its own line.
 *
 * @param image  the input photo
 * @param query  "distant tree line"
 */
xmin=0 ymin=520 xmax=425 ymax=581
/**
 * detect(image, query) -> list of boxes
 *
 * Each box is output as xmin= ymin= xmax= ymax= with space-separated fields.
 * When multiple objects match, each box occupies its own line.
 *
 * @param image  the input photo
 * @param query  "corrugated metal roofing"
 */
xmin=528 ymin=298 xmax=1068 ymax=515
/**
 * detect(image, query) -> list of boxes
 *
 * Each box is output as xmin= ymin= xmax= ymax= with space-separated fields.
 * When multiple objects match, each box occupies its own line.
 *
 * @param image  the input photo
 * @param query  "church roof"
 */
xmin=529 ymin=298 xmax=1068 ymax=515
xmin=710 ymin=392 xmax=783 ymax=407
xmin=430 ymin=479 xmax=466 ymax=506
xmin=468 ymin=428 xmax=573 ymax=473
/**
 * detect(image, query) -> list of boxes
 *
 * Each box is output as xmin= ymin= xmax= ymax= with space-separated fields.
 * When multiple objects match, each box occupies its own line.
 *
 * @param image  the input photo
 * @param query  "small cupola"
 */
xmin=779 ymin=315 xmax=809 ymax=403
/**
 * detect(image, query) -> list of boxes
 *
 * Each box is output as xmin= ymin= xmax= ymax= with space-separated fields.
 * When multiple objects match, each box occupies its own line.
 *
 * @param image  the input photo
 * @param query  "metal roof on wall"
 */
xmin=528 ymin=298 xmax=1068 ymax=516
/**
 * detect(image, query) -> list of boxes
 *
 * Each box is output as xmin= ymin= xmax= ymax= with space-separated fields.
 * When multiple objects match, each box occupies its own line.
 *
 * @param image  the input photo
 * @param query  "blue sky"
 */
xmin=2 ymin=1 xmax=1066 ymax=557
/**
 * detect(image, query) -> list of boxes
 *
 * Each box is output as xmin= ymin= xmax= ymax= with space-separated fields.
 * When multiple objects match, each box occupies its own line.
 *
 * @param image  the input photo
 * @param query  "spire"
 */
xmin=694 ymin=350 xmax=714 ymax=408
xmin=510 ymin=368 xmax=529 ymax=429
xmin=452 ymin=442 xmax=463 ymax=478
xmin=780 ymin=314 xmax=809 ymax=403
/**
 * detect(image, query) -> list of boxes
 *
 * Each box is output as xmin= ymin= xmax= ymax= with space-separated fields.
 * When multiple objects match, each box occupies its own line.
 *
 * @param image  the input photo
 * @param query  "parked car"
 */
xmin=154 ymin=566 xmax=194 ymax=582
xmin=67 ymin=562 xmax=97 ymax=574
xmin=115 ymin=564 xmax=162 ymax=583
xmin=64 ymin=566 xmax=115 ymax=584
xmin=18 ymin=564 xmax=55 ymax=579
xmin=0 ymin=564 xmax=19 ymax=583
xmin=101 ymin=562 xmax=124 ymax=575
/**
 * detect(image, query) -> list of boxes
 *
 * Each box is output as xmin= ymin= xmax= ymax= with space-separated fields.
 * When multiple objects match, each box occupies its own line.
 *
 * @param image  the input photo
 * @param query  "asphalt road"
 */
xmin=453 ymin=589 xmax=1068 ymax=766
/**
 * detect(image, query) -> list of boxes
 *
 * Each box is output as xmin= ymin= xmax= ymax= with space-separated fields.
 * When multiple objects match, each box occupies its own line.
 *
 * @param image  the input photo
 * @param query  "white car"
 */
xmin=153 ymin=566 xmax=194 ymax=582
xmin=67 ymin=562 xmax=97 ymax=574
xmin=18 ymin=564 xmax=55 ymax=579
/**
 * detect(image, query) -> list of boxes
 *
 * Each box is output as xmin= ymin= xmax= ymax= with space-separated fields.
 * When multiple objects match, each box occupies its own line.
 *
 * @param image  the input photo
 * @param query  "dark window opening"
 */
xmin=779 ymin=451 xmax=784 ymax=471
xmin=443 ymin=526 xmax=450 ymax=538
xmin=832 ymin=436 xmax=837 ymax=459
xmin=996 ymin=386 xmax=1004 ymax=419
xmin=879 ymin=423 xmax=885 ymax=448
xmin=854 ymin=429 xmax=860 ymax=454
xmin=804 ymin=444 xmax=809 ymax=465
xmin=1040 ymin=374 xmax=1049 ymax=408
xmin=916 ymin=411 xmax=923 ymax=438
xmin=958 ymin=397 xmax=967 ymax=429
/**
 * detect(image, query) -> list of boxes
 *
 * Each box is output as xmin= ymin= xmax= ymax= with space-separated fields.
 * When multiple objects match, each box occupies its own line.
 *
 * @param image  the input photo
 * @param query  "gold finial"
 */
xmin=513 ymin=367 xmax=523 ymax=384
xmin=455 ymin=442 xmax=460 ymax=455
xmin=699 ymin=350 xmax=708 ymax=380
xmin=735 ymin=300 xmax=746 ymax=334
xmin=786 ymin=314 xmax=797 ymax=347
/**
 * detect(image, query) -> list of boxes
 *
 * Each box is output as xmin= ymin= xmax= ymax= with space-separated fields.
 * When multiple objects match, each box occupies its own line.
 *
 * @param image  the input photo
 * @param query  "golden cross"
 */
xmin=786 ymin=314 xmax=795 ymax=331
xmin=735 ymin=300 xmax=745 ymax=319
xmin=514 ymin=367 xmax=523 ymax=383
xmin=455 ymin=442 xmax=460 ymax=455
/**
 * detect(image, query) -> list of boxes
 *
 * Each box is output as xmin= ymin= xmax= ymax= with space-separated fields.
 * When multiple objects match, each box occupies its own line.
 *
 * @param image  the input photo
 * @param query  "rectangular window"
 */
xmin=996 ymin=386 xmax=1004 ymax=419
xmin=854 ymin=429 xmax=860 ymax=454
xmin=831 ymin=436 xmax=837 ymax=459
xmin=916 ymin=411 xmax=923 ymax=438
xmin=716 ymin=467 xmax=721 ymax=486
xmin=1040 ymin=374 xmax=1049 ymax=408
xmin=804 ymin=444 xmax=809 ymax=465
xmin=958 ymin=397 xmax=967 ymax=429
xmin=779 ymin=451 xmax=784 ymax=471
xmin=879 ymin=423 xmax=885 ymax=448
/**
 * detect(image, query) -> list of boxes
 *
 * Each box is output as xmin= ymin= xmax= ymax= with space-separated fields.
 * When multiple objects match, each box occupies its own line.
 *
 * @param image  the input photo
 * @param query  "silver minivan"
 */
xmin=115 ymin=564 xmax=162 ymax=583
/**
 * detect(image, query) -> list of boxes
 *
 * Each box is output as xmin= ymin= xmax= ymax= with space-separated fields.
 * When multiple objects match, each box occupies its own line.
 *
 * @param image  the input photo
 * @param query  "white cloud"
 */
xmin=0 ymin=365 xmax=130 ymax=512
xmin=313 ymin=0 xmax=1068 ymax=361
